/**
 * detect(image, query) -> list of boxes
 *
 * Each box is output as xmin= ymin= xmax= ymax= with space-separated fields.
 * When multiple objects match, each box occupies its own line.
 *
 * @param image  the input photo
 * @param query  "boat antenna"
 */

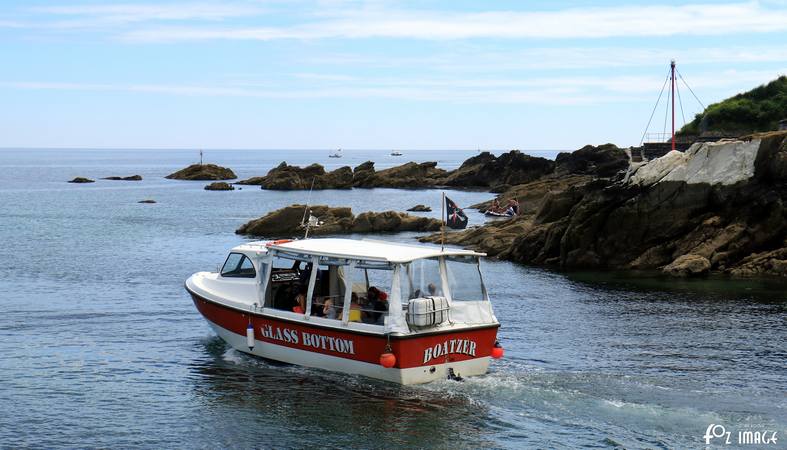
xmin=302 ymin=177 xmax=316 ymax=239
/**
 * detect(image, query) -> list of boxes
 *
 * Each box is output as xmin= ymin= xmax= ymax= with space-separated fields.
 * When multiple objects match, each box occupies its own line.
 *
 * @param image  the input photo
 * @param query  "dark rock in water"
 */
xmin=165 ymin=164 xmax=236 ymax=181
xmin=443 ymin=150 xmax=554 ymax=187
xmin=407 ymin=204 xmax=432 ymax=212
xmin=238 ymin=160 xmax=447 ymax=189
xmin=236 ymin=204 xmax=441 ymax=238
xmin=103 ymin=175 xmax=142 ymax=181
xmin=138 ymin=199 xmax=156 ymax=204
xmin=68 ymin=177 xmax=95 ymax=183
xmin=204 ymin=182 xmax=235 ymax=191
xmin=237 ymin=162 xmax=352 ymax=189
xmin=356 ymin=161 xmax=448 ymax=188
xmin=554 ymin=143 xmax=629 ymax=178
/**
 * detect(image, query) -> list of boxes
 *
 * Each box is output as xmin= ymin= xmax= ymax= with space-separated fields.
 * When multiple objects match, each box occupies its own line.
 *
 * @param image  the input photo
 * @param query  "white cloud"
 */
xmin=2 ymin=68 xmax=782 ymax=105
xmin=32 ymin=3 xmax=267 ymax=21
xmin=114 ymin=2 xmax=787 ymax=42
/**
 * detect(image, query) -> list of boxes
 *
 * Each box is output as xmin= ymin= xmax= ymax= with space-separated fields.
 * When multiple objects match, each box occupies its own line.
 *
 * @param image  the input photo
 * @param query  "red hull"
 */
xmin=190 ymin=291 xmax=499 ymax=370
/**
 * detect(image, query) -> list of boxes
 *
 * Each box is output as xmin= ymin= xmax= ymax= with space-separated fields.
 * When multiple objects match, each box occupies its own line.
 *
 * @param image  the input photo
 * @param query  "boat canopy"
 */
xmin=234 ymin=238 xmax=485 ymax=264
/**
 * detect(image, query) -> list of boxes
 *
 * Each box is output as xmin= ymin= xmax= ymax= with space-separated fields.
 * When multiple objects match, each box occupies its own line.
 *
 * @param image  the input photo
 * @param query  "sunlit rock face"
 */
xmin=630 ymin=139 xmax=760 ymax=187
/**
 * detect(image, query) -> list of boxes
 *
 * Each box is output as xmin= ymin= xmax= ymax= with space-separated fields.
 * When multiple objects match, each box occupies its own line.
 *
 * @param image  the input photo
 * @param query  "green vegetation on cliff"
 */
xmin=679 ymin=76 xmax=787 ymax=136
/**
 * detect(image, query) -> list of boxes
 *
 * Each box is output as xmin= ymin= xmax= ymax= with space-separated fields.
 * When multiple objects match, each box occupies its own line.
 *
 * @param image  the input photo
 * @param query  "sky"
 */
xmin=1 ymin=0 xmax=786 ymax=150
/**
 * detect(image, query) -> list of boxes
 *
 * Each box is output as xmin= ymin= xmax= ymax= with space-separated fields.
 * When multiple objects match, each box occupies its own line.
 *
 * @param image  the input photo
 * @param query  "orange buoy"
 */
xmin=380 ymin=352 xmax=396 ymax=368
xmin=491 ymin=341 xmax=504 ymax=359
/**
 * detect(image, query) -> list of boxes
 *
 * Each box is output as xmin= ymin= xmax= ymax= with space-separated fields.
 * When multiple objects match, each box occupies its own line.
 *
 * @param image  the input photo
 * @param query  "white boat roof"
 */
xmin=232 ymin=238 xmax=485 ymax=263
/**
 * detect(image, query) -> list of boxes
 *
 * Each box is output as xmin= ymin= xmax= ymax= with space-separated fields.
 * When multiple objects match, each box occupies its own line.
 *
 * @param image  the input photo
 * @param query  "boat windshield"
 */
xmin=445 ymin=256 xmax=487 ymax=301
xmin=401 ymin=257 xmax=443 ymax=302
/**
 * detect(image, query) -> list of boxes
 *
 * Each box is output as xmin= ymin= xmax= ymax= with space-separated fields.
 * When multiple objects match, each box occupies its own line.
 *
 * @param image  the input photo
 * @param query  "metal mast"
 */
xmin=671 ymin=59 xmax=676 ymax=152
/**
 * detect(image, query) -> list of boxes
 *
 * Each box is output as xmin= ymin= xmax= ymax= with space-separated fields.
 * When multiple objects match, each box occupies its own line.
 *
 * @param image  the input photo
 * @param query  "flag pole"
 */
xmin=441 ymin=191 xmax=445 ymax=251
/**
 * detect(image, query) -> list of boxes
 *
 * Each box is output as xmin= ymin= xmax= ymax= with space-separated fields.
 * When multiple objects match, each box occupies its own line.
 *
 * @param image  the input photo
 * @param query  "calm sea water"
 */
xmin=0 ymin=149 xmax=785 ymax=449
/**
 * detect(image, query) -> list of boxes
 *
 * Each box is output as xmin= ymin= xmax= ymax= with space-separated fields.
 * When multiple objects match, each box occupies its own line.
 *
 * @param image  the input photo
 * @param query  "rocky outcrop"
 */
xmin=138 ymin=199 xmax=156 ymax=204
xmin=407 ymin=204 xmax=432 ymax=212
xmin=236 ymin=162 xmax=353 ymax=189
xmin=237 ymin=150 xmax=552 ymax=191
xmin=204 ymin=182 xmax=235 ymax=191
xmin=165 ymin=164 xmax=236 ymax=181
xmin=555 ymin=143 xmax=629 ymax=178
xmin=432 ymin=132 xmax=787 ymax=277
xmin=352 ymin=161 xmax=449 ymax=188
xmin=237 ymin=204 xmax=442 ymax=238
xmin=443 ymin=151 xmax=554 ymax=189
xmin=103 ymin=175 xmax=142 ymax=181
xmin=68 ymin=177 xmax=95 ymax=183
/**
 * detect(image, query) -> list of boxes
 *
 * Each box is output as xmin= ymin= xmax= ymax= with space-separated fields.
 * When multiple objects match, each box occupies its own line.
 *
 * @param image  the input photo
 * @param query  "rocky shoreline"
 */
xmin=422 ymin=131 xmax=787 ymax=278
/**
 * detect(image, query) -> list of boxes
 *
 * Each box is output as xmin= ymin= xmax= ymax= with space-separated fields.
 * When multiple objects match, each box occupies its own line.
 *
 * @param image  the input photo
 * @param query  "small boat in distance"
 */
xmin=329 ymin=149 xmax=342 ymax=158
xmin=391 ymin=150 xmax=403 ymax=156
xmin=186 ymin=238 xmax=503 ymax=384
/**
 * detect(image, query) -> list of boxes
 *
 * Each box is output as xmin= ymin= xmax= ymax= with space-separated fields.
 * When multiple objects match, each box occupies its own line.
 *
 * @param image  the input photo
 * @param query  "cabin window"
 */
xmin=342 ymin=263 xmax=392 ymax=325
xmin=265 ymin=256 xmax=309 ymax=311
xmin=445 ymin=256 xmax=487 ymax=301
xmin=403 ymin=257 xmax=443 ymax=300
xmin=220 ymin=253 xmax=256 ymax=278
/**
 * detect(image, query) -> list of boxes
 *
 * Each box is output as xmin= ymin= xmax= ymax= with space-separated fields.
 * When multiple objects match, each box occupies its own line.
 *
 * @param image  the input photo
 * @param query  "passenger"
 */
xmin=367 ymin=286 xmax=388 ymax=323
xmin=506 ymin=198 xmax=519 ymax=216
xmin=490 ymin=198 xmax=502 ymax=213
xmin=323 ymin=298 xmax=337 ymax=319
xmin=293 ymin=285 xmax=307 ymax=314
xmin=427 ymin=283 xmax=437 ymax=296
xmin=349 ymin=293 xmax=362 ymax=322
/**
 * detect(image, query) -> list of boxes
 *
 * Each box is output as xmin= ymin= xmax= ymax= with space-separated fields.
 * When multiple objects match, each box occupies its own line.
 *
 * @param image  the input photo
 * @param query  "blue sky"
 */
xmin=1 ymin=0 xmax=786 ymax=150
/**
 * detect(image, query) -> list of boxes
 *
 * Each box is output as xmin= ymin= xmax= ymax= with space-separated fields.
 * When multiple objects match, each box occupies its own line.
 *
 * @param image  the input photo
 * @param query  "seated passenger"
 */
xmin=349 ymin=293 xmax=362 ymax=322
xmin=490 ymin=198 xmax=502 ymax=213
xmin=293 ymin=285 xmax=307 ymax=314
xmin=323 ymin=298 xmax=337 ymax=319
xmin=367 ymin=286 xmax=388 ymax=323
xmin=427 ymin=283 xmax=437 ymax=296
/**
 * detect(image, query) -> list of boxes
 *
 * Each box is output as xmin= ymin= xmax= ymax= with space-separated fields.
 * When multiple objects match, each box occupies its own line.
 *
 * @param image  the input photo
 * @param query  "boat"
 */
xmin=391 ymin=150 xmax=403 ymax=156
xmin=186 ymin=238 xmax=503 ymax=384
xmin=329 ymin=149 xmax=342 ymax=158
xmin=484 ymin=210 xmax=515 ymax=218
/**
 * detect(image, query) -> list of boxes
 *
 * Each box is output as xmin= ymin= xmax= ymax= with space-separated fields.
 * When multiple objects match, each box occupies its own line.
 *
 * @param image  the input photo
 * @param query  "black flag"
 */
xmin=445 ymin=196 xmax=468 ymax=230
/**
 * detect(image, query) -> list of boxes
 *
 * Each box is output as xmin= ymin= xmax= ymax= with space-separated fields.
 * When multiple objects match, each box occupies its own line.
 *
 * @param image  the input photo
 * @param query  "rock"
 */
xmin=407 ymin=204 xmax=432 ymax=212
xmin=662 ymin=254 xmax=711 ymax=276
xmin=165 ymin=164 xmax=236 ymax=181
xmin=355 ymin=161 xmax=449 ymax=188
xmin=443 ymin=150 xmax=554 ymax=187
xmin=236 ymin=204 xmax=441 ymax=238
xmin=204 ymin=182 xmax=235 ymax=191
xmin=68 ymin=177 xmax=94 ymax=183
xmin=555 ymin=143 xmax=629 ymax=178
xmin=237 ymin=162 xmax=353 ymax=190
xmin=102 ymin=175 xmax=142 ymax=181
xmin=138 ymin=199 xmax=156 ymax=204
xmin=630 ymin=139 xmax=760 ymax=187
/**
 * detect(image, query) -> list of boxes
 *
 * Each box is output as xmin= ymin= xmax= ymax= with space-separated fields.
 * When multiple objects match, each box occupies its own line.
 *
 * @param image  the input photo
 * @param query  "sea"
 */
xmin=0 ymin=148 xmax=785 ymax=449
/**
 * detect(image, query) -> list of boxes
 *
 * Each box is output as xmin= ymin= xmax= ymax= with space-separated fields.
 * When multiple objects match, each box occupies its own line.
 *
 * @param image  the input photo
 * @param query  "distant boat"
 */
xmin=329 ymin=149 xmax=343 ymax=158
xmin=390 ymin=150 xmax=403 ymax=156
